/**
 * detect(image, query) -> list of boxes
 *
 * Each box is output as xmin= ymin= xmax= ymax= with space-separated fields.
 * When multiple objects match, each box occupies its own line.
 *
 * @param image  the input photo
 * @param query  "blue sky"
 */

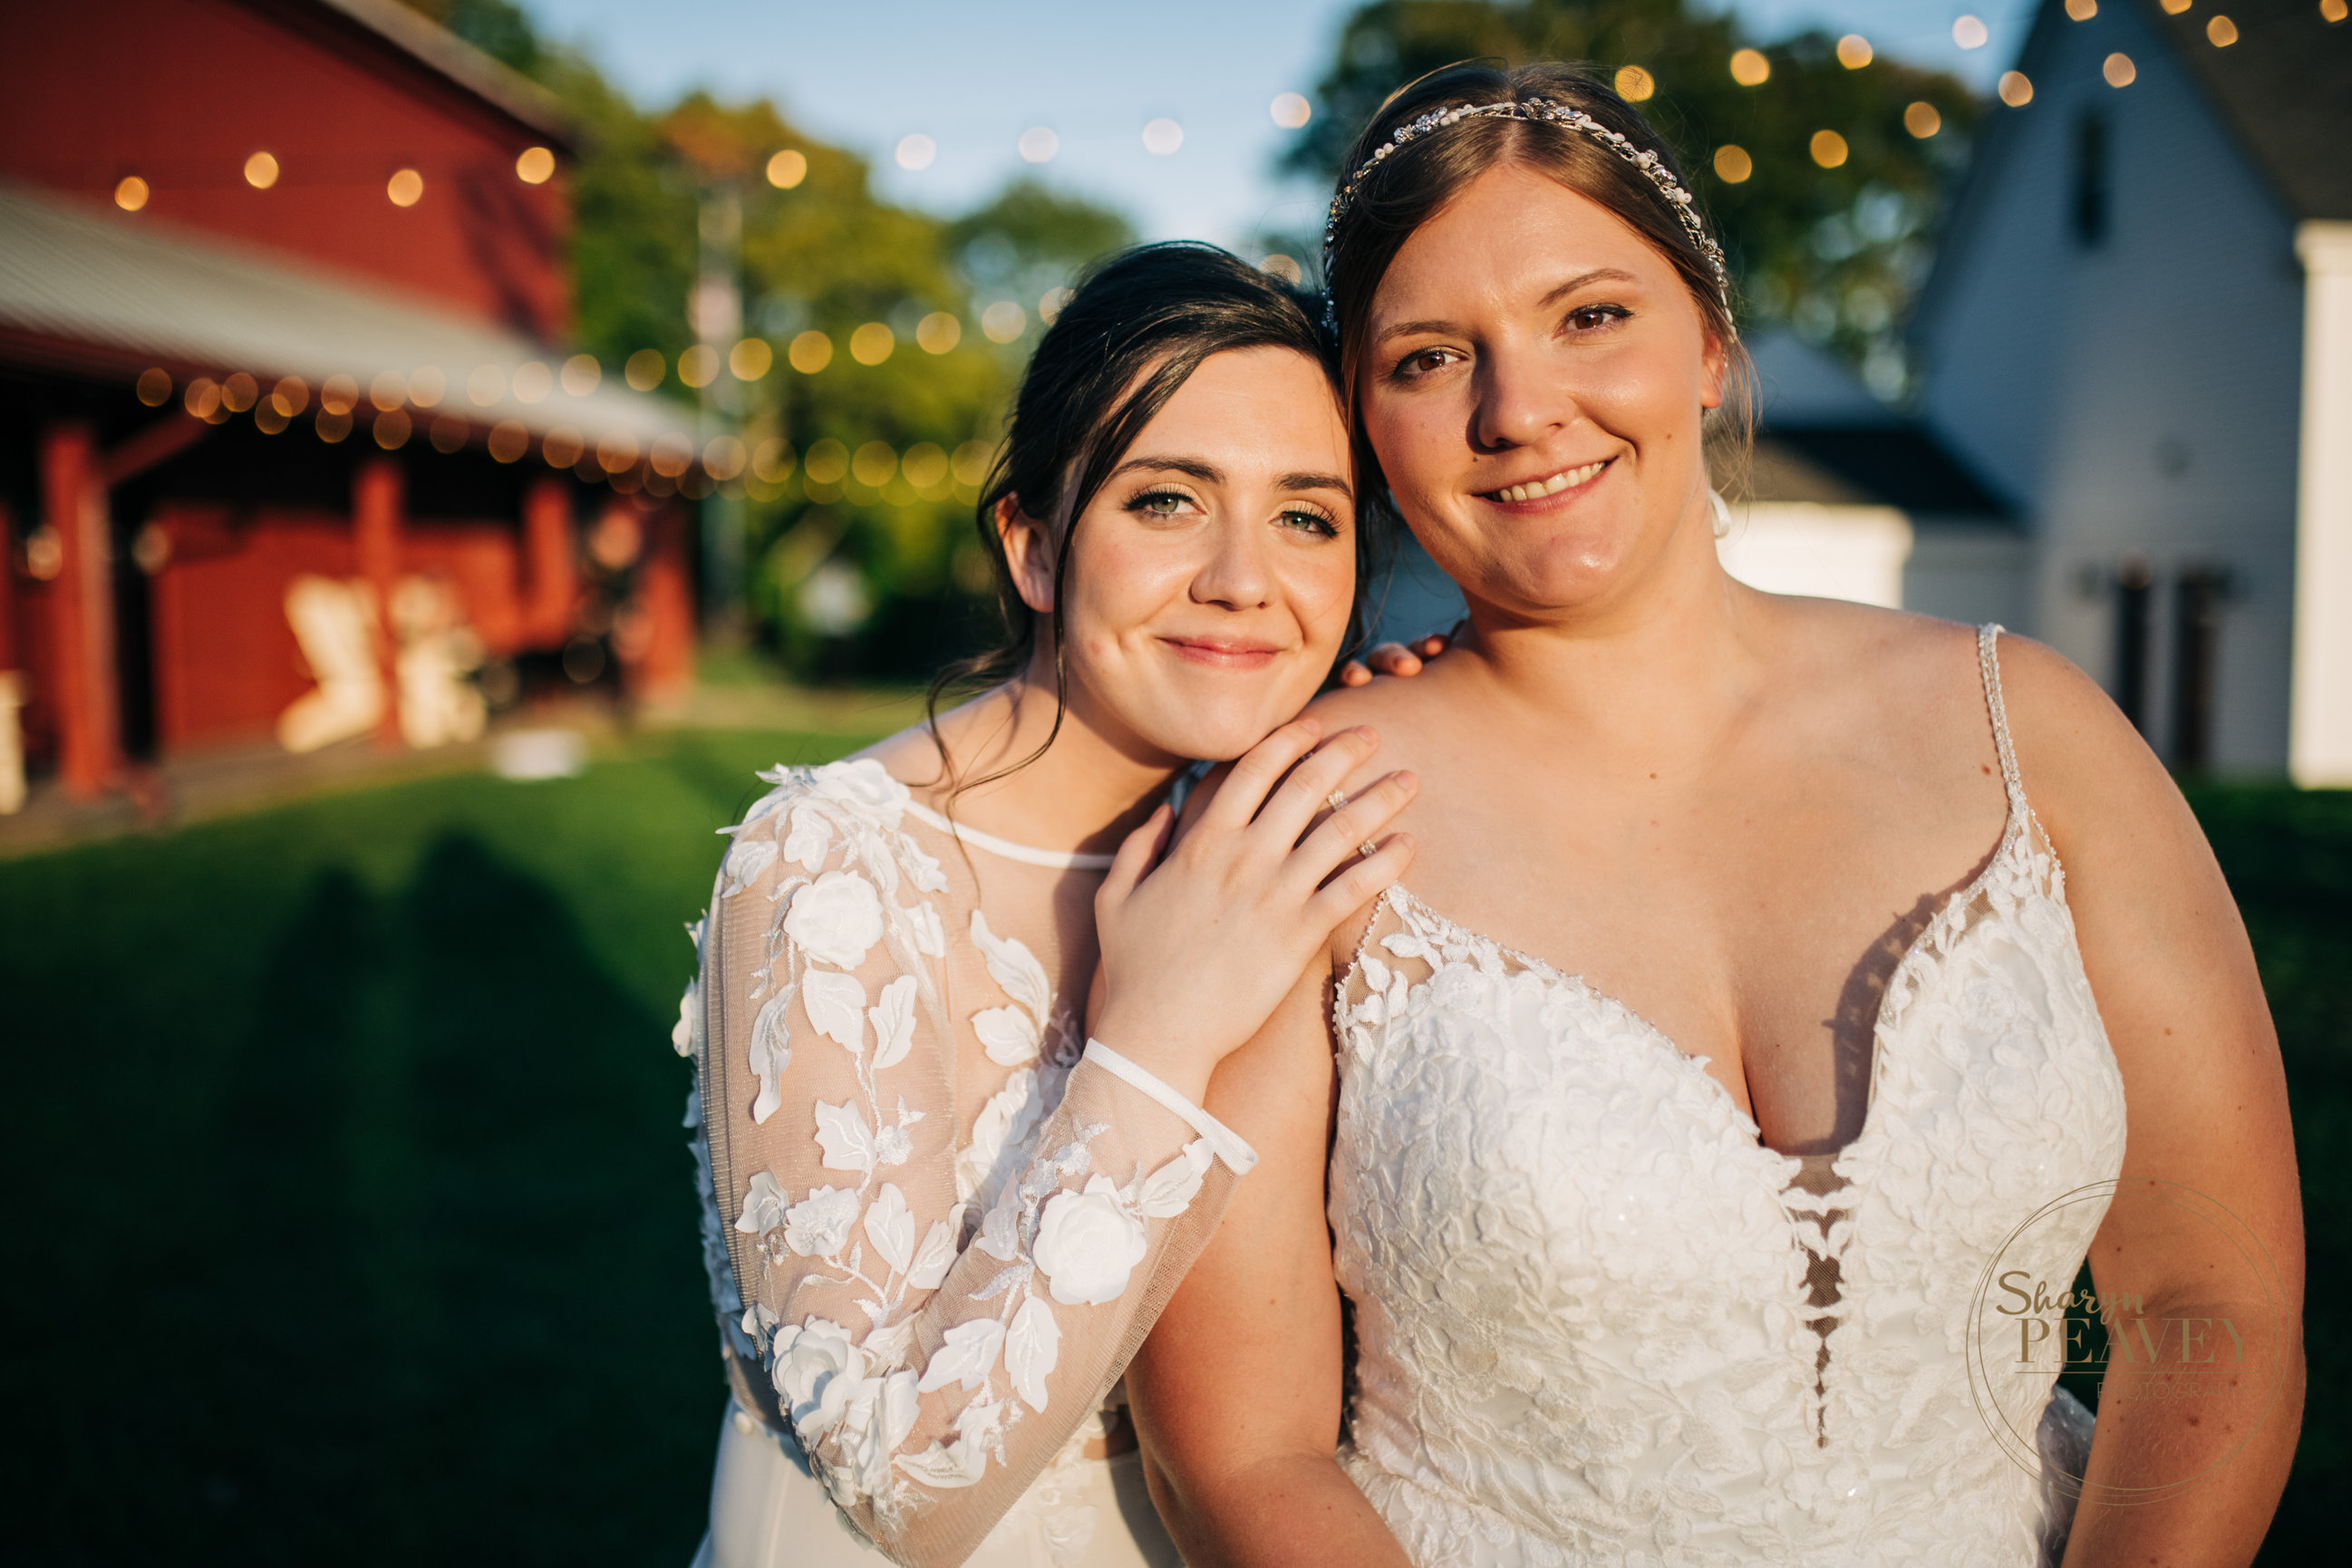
xmin=521 ymin=0 xmax=2039 ymax=247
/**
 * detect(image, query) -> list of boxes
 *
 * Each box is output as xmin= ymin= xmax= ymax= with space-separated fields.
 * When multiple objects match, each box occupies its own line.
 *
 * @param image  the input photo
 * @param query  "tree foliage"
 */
xmin=1287 ymin=0 xmax=1981 ymax=390
xmin=392 ymin=0 xmax=1135 ymax=676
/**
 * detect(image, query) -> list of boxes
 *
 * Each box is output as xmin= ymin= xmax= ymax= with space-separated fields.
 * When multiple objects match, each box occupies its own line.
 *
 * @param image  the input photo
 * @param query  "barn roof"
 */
xmin=273 ymin=0 xmax=573 ymax=150
xmin=0 ymin=183 xmax=704 ymax=450
xmin=2143 ymin=0 xmax=2352 ymax=223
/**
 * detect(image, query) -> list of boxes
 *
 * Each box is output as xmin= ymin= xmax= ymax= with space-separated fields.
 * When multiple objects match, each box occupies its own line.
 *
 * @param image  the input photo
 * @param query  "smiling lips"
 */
xmin=1163 ymin=635 xmax=1283 ymax=669
xmin=1483 ymin=458 xmax=1611 ymax=503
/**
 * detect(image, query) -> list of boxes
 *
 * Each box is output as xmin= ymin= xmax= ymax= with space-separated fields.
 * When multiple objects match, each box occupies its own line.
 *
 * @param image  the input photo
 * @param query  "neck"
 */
xmin=915 ymin=651 xmax=1181 ymax=858
xmin=1447 ymin=493 xmax=1764 ymax=767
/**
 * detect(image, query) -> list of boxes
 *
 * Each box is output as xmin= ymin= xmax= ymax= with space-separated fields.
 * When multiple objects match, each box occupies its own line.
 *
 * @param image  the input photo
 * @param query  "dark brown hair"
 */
xmin=1323 ymin=61 xmax=1754 ymax=504
xmin=927 ymin=241 xmax=1374 ymax=796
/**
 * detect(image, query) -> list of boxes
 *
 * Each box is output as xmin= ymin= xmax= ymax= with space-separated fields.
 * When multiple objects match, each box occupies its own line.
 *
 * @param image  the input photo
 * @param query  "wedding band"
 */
xmin=1327 ymin=790 xmax=1350 ymax=812
xmin=1360 ymin=838 xmax=1381 ymax=858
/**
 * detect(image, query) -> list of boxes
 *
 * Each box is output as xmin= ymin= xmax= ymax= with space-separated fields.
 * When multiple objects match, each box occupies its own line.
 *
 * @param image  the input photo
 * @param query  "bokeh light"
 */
xmin=901 ymin=442 xmax=950 ymax=491
xmin=802 ymin=439 xmax=849 ymax=485
xmin=1836 ymin=34 xmax=1873 ymax=68
xmin=1904 ymin=101 xmax=1943 ymax=138
xmin=1713 ymin=145 xmax=1753 ymax=183
xmin=649 ymin=433 xmax=693 ymax=478
xmin=981 ymin=301 xmax=1026 ymax=343
xmin=851 ymin=441 xmax=897 ymax=488
xmin=137 ymin=368 xmax=171 ymax=405
xmin=895 ymin=134 xmax=936 ymax=171
xmin=274 ymin=375 xmax=309 ymax=415
xmin=516 ymin=146 xmax=556 ymax=184
xmin=2066 ymin=0 xmax=2097 ymax=17
xmin=320 ymin=374 xmax=358 ymax=415
xmin=1953 ymin=15 xmax=1989 ymax=49
xmin=730 ymin=337 xmax=773 ymax=380
xmin=560 ymin=353 xmax=601 ymax=395
xmin=542 ymin=426 xmax=583 ymax=467
xmin=1038 ymin=287 xmax=1074 ymax=324
xmin=243 ymin=151 xmax=279 ymax=189
xmin=408 ymin=365 xmax=445 ymax=407
xmin=1614 ymin=65 xmax=1655 ymax=102
xmin=596 ymin=430 xmax=640 ymax=473
xmin=849 ymin=323 xmax=895 ymax=364
xmin=512 ymin=361 xmax=552 ymax=402
xmin=2104 ymin=52 xmax=2136 ymax=86
xmin=1262 ymin=255 xmax=1302 ymax=284
xmin=1018 ymin=127 xmax=1059 ymax=163
xmin=468 ymin=363 xmax=505 ymax=405
xmin=1729 ymin=49 xmax=1770 ymax=86
xmin=255 ymin=399 xmax=288 ymax=435
xmin=114 ymin=176 xmax=150 ymax=211
xmin=915 ymin=312 xmax=961 ymax=353
xmin=180 ymin=376 xmax=218 ymax=421
xmin=703 ymin=436 xmax=748 ymax=480
xmin=316 ymin=408 xmax=351 ymax=443
xmin=951 ymin=441 xmax=993 ymax=487
xmin=2324 ymin=0 xmax=2347 ymax=23
xmin=1999 ymin=71 xmax=2034 ymax=107
xmin=624 ymin=349 xmax=665 ymax=391
xmin=220 ymin=372 xmax=257 ymax=411
xmin=2161 ymin=0 xmax=2192 ymax=12
xmin=386 ymin=168 xmax=424 ymax=207
xmin=374 ymin=409 xmax=411 ymax=450
xmin=678 ymin=344 xmax=719 ymax=388
xmin=789 ymin=331 xmax=833 ymax=373
xmin=1810 ymin=130 xmax=1849 ymax=169
xmin=2207 ymin=15 xmax=2239 ymax=46
xmin=1142 ymin=118 xmax=1183 ymax=155
xmin=752 ymin=440 xmax=795 ymax=482
xmin=430 ymin=414 xmax=468 ymax=453
xmin=488 ymin=421 xmax=528 ymax=462
xmin=369 ymin=370 xmax=406 ymax=411
xmin=767 ymin=150 xmax=808 ymax=189
xmin=1271 ymin=92 xmax=1312 ymax=129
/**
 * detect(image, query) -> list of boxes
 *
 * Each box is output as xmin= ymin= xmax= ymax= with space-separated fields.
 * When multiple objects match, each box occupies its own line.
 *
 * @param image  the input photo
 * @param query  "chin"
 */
xmin=1137 ymin=691 xmax=1299 ymax=763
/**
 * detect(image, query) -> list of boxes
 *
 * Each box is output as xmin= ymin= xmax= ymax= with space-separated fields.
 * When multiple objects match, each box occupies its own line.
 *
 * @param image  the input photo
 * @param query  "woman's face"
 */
xmin=1011 ymin=345 xmax=1357 ymax=764
xmin=1358 ymin=159 xmax=1726 ymax=620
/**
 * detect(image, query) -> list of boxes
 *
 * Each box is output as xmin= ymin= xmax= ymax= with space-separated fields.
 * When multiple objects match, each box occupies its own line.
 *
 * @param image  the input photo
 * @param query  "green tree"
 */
xmin=1287 ymin=0 xmax=1980 ymax=392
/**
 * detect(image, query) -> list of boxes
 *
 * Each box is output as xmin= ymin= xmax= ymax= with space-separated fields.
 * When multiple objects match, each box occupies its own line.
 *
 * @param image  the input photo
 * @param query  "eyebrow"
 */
xmin=1374 ymin=266 xmax=1641 ymax=345
xmin=1109 ymin=455 xmax=1353 ymax=500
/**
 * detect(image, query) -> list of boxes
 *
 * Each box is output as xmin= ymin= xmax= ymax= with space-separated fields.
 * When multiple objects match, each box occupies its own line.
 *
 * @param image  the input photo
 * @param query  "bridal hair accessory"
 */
xmin=1321 ymin=98 xmax=1731 ymax=331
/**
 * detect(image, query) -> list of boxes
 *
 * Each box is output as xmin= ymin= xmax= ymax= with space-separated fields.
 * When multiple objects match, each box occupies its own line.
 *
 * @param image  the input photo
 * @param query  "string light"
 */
xmin=1905 ymin=102 xmax=1942 ymax=138
xmin=115 ymin=176 xmax=150 ymax=211
xmin=767 ymin=150 xmax=808 ymax=189
xmin=244 ymin=152 xmax=279 ymax=189
xmin=1729 ymin=49 xmax=1770 ymax=86
xmin=516 ymin=146 xmax=556 ymax=184
xmin=386 ymin=168 xmax=424 ymax=207
xmin=1713 ymin=145 xmax=1753 ymax=182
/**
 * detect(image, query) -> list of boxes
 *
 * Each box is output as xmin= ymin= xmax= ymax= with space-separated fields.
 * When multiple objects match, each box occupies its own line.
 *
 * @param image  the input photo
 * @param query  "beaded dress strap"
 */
xmin=1976 ymin=624 xmax=2028 ymax=808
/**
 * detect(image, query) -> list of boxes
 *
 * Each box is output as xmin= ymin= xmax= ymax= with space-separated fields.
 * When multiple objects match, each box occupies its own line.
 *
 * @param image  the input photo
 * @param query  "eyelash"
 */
xmin=1127 ymin=488 xmax=1340 ymax=538
xmin=1388 ymin=302 xmax=1634 ymax=380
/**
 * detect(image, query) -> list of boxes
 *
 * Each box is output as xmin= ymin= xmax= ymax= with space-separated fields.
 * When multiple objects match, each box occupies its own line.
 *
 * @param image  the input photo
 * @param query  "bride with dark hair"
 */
xmin=682 ymin=242 xmax=1426 ymax=1567
xmin=1131 ymin=62 xmax=2303 ymax=1568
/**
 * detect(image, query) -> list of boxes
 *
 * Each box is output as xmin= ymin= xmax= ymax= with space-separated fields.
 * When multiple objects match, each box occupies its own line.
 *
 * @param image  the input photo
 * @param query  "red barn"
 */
xmin=0 ymin=0 xmax=723 ymax=804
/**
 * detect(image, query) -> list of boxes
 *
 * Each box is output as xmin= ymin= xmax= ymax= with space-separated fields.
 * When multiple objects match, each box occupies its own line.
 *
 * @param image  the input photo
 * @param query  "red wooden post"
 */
xmin=636 ymin=499 xmax=697 ymax=699
xmin=521 ymin=476 xmax=576 ymax=646
xmin=41 ymin=423 xmax=120 ymax=799
xmin=352 ymin=457 xmax=403 ymax=749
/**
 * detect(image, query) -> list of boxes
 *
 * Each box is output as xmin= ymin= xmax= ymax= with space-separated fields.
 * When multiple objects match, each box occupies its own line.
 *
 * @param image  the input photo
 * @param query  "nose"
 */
xmin=1471 ymin=337 xmax=1570 ymax=454
xmin=1189 ymin=513 xmax=1273 ymax=611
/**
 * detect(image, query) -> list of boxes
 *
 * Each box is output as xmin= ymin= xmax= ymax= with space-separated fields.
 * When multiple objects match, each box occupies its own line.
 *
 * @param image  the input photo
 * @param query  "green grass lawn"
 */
xmin=1 ymin=755 xmax=2343 ymax=1564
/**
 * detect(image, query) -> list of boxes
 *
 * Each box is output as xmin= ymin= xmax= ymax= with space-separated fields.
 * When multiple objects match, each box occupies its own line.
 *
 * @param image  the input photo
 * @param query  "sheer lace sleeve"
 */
xmin=686 ymin=760 xmax=1253 ymax=1566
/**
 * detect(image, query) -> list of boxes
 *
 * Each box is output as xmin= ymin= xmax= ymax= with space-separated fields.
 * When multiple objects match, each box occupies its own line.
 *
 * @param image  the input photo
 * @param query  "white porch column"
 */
xmin=2290 ymin=221 xmax=2352 ymax=786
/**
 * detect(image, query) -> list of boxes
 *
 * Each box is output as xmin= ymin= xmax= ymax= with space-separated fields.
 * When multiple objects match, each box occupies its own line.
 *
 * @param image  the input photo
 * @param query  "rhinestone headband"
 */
xmin=1320 ymin=97 xmax=1730 ymax=333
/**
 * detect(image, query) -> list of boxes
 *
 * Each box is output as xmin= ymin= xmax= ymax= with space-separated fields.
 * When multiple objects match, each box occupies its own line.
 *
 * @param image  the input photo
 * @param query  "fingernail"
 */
xmin=1397 ymin=771 xmax=1417 ymax=791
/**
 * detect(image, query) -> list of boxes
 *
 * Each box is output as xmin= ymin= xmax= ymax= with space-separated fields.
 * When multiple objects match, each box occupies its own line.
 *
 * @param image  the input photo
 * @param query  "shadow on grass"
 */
xmin=5 ymin=835 xmax=713 ymax=1567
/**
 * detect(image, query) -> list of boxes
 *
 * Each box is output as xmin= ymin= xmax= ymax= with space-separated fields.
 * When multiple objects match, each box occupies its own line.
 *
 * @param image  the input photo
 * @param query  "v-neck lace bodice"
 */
xmin=1326 ymin=625 xmax=2127 ymax=1566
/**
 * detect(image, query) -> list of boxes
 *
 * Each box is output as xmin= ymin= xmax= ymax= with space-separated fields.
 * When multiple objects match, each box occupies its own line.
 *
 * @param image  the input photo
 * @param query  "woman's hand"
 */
xmin=1089 ymin=718 xmax=1413 ymax=1105
xmin=1337 ymin=626 xmax=1456 ymax=687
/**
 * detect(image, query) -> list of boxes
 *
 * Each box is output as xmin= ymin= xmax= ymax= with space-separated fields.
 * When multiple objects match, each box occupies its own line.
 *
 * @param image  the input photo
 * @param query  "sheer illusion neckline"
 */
xmin=1354 ymin=623 xmax=2047 ymax=1176
xmin=902 ymin=799 xmax=1116 ymax=870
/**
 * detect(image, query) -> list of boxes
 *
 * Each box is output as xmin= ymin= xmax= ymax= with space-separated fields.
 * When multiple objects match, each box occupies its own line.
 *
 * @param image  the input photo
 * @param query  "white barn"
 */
xmin=1910 ymin=0 xmax=2352 ymax=779
xmin=1371 ymin=0 xmax=2350 ymax=783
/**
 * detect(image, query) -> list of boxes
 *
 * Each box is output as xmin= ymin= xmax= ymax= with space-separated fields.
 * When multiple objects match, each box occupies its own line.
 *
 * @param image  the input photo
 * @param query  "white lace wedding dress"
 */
xmin=1329 ymin=626 xmax=2127 ymax=1566
xmin=681 ymin=760 xmax=1250 ymax=1567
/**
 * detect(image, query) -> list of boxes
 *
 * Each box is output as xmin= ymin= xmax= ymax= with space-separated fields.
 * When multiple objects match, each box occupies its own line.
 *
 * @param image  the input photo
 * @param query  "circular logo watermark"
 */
xmin=1965 ymin=1178 xmax=2287 ymax=1506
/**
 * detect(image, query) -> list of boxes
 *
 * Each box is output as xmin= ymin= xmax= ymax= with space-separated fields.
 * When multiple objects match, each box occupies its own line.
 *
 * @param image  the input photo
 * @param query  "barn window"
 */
xmin=2072 ymin=111 xmax=2110 ymax=247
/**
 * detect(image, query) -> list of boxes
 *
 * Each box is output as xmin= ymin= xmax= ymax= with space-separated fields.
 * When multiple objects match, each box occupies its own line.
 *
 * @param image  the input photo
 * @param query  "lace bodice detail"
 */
xmin=679 ymin=760 xmax=1250 ymax=1566
xmin=1327 ymin=626 xmax=2128 ymax=1567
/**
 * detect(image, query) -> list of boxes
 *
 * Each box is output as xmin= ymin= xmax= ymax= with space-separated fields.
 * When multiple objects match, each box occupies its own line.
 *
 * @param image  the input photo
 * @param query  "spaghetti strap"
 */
xmin=1976 ymin=624 xmax=2027 ymax=804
